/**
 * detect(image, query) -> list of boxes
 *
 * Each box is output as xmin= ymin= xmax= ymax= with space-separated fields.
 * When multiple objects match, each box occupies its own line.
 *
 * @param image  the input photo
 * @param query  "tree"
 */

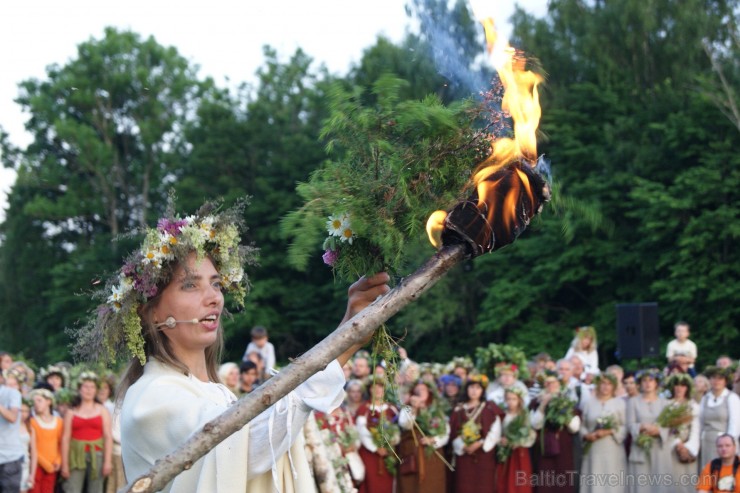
xmin=0 ymin=28 xmax=205 ymax=360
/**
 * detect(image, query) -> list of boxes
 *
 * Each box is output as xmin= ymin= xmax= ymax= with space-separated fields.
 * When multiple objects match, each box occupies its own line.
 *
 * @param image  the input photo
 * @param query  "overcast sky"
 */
xmin=0 ymin=0 xmax=548 ymax=218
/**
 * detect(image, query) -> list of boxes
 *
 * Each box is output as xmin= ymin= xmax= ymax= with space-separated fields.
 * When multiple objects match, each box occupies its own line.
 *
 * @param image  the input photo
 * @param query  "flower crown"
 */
xmin=504 ymin=385 xmax=527 ymax=402
xmin=466 ymin=373 xmax=490 ymax=389
xmin=593 ymin=372 xmax=618 ymax=389
xmin=74 ymin=197 xmax=257 ymax=365
xmin=494 ymin=362 xmax=519 ymax=377
xmin=635 ymin=368 xmax=663 ymax=383
xmin=29 ymin=388 xmax=56 ymax=406
xmin=663 ymin=373 xmax=694 ymax=396
xmin=39 ymin=364 xmax=69 ymax=385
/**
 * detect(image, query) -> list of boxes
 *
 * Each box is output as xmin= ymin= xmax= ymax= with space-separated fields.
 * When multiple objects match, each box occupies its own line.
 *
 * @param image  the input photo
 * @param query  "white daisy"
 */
xmin=326 ymin=214 xmax=346 ymax=236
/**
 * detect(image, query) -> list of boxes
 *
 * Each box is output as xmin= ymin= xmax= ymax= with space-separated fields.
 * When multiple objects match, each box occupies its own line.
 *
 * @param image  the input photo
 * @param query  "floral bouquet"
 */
xmin=582 ymin=413 xmax=617 ymax=455
xmin=461 ymin=419 xmax=482 ymax=446
xmin=336 ymin=426 xmax=360 ymax=451
xmin=657 ymin=402 xmax=693 ymax=430
xmin=496 ymin=413 xmax=531 ymax=462
xmin=370 ymin=418 xmax=401 ymax=474
xmin=544 ymin=392 xmax=576 ymax=429
xmin=414 ymin=404 xmax=447 ymax=454
xmin=635 ymin=432 xmax=654 ymax=457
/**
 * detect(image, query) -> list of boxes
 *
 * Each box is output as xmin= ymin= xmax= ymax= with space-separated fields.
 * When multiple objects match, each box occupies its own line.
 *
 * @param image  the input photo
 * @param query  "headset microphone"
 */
xmin=155 ymin=316 xmax=199 ymax=330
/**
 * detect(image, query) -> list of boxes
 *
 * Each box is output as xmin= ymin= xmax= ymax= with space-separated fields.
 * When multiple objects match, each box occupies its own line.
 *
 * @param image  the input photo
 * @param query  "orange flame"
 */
xmin=426 ymin=10 xmax=545 ymax=251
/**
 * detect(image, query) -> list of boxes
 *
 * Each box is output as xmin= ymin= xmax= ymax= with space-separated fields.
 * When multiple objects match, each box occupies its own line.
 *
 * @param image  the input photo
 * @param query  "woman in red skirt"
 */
xmin=496 ymin=386 xmax=536 ymax=492
xmin=449 ymin=374 xmax=504 ymax=493
xmin=356 ymin=378 xmax=399 ymax=493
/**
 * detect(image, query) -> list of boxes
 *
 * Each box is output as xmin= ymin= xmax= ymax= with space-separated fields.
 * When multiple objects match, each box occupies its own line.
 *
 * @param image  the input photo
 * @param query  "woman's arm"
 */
xmin=60 ymin=411 xmax=73 ymax=479
xmin=28 ymin=426 xmax=38 ymax=489
xmin=101 ymin=405 xmax=113 ymax=476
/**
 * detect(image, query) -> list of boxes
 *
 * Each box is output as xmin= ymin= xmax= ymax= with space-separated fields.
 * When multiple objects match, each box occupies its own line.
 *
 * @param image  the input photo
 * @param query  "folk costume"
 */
xmin=121 ymin=358 xmax=345 ymax=493
xmin=579 ymin=395 xmax=627 ymax=493
xmin=449 ymin=400 xmax=503 ymax=493
xmin=356 ymin=402 xmax=399 ymax=493
xmin=397 ymin=405 xmax=450 ymax=493
xmin=625 ymin=394 xmax=672 ymax=493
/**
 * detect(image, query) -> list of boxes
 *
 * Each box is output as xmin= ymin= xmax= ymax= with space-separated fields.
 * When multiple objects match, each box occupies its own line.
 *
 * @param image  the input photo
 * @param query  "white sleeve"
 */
xmin=666 ymin=340 xmax=676 ymax=359
xmin=684 ymin=402 xmax=700 ymax=457
xmin=265 ymin=344 xmax=277 ymax=373
xmin=727 ymin=393 xmax=740 ymax=449
xmin=398 ymin=407 xmax=415 ymax=431
xmin=431 ymin=420 xmax=450 ymax=449
xmin=481 ymin=416 xmax=501 ymax=452
xmin=247 ymin=360 xmax=345 ymax=476
xmin=356 ymin=414 xmax=377 ymax=453
xmin=565 ymin=346 xmax=575 ymax=360
xmin=452 ymin=436 xmax=465 ymax=456
xmin=530 ymin=408 xmax=544 ymax=430
xmin=567 ymin=415 xmax=581 ymax=434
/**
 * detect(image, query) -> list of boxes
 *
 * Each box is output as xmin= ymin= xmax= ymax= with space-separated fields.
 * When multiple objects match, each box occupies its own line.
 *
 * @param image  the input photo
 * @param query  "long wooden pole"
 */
xmin=122 ymin=243 xmax=467 ymax=493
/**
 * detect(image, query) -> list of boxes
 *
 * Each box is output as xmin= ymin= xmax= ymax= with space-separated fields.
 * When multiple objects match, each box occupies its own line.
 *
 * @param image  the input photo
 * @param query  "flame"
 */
xmin=426 ymin=7 xmax=545 ymax=252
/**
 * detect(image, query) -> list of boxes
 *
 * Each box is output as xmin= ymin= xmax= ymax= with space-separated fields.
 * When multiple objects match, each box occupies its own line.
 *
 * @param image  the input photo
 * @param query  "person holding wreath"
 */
xmin=579 ymin=372 xmax=626 ymax=493
xmin=449 ymin=374 xmax=503 ymax=493
xmin=74 ymin=200 xmax=390 ymax=493
xmin=397 ymin=379 xmax=450 ymax=493
xmin=662 ymin=373 xmax=699 ymax=493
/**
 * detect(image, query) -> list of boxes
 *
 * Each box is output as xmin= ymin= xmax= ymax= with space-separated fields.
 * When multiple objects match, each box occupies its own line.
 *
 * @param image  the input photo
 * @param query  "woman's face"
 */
xmin=79 ymin=380 xmax=98 ymax=401
xmin=504 ymin=391 xmax=520 ymax=412
xmin=498 ymin=371 xmax=515 ymax=387
xmin=673 ymin=383 xmax=688 ymax=400
xmin=466 ymin=382 xmax=483 ymax=402
xmin=581 ymin=336 xmax=593 ymax=349
xmin=154 ymin=254 xmax=224 ymax=356
xmin=544 ymin=378 xmax=561 ymax=394
xmin=444 ymin=382 xmax=459 ymax=397
xmin=47 ymin=374 xmax=63 ymax=391
xmin=414 ymin=383 xmax=430 ymax=406
xmin=225 ymin=367 xmax=239 ymax=388
xmin=97 ymin=382 xmax=111 ymax=402
xmin=710 ymin=375 xmax=727 ymax=392
xmin=371 ymin=383 xmax=385 ymax=401
xmin=598 ymin=379 xmax=614 ymax=398
xmin=640 ymin=376 xmax=657 ymax=393
xmin=347 ymin=385 xmax=363 ymax=403
xmin=32 ymin=394 xmax=51 ymax=415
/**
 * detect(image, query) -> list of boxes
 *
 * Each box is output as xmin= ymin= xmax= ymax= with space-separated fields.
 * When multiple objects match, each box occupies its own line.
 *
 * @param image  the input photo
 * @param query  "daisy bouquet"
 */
xmin=658 ymin=402 xmax=693 ymax=441
xmin=582 ymin=413 xmax=617 ymax=455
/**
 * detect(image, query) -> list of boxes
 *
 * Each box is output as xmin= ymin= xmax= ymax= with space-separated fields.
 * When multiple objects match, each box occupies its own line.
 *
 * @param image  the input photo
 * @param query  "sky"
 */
xmin=0 ymin=0 xmax=548 ymax=218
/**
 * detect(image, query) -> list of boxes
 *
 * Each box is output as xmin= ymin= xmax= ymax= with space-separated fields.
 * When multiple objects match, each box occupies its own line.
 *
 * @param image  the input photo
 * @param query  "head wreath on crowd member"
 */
xmin=73 ymin=196 xmax=257 ymax=401
xmin=29 ymin=388 xmax=56 ymax=407
xmin=703 ymin=366 xmax=733 ymax=387
xmin=39 ymin=364 xmax=69 ymax=390
xmin=663 ymin=373 xmax=694 ymax=398
xmin=494 ymin=362 xmax=519 ymax=378
xmin=593 ymin=372 xmax=618 ymax=397
xmin=503 ymin=385 xmax=527 ymax=410
xmin=463 ymin=373 xmax=490 ymax=395
xmin=635 ymin=368 xmax=662 ymax=384
xmin=571 ymin=326 xmax=597 ymax=353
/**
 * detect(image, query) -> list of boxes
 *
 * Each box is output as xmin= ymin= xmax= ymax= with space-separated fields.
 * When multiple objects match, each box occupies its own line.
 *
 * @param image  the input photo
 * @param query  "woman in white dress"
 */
xmin=580 ymin=373 xmax=626 ymax=493
xmin=76 ymin=202 xmax=390 ymax=493
xmin=662 ymin=373 xmax=699 ymax=493
xmin=564 ymin=326 xmax=599 ymax=376
xmin=626 ymin=368 xmax=672 ymax=493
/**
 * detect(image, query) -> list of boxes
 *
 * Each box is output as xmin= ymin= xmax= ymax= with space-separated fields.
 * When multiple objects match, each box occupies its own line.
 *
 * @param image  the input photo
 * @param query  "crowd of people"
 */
xmin=1 ymin=321 xmax=740 ymax=493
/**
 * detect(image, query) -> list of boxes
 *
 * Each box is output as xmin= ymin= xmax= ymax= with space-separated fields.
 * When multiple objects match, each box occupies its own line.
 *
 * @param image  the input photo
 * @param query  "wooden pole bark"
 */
xmin=122 ymin=243 xmax=467 ymax=493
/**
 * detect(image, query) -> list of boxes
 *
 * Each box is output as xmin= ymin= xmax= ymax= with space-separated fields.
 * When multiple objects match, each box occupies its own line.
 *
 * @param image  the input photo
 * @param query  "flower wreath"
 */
xmin=494 ymin=362 xmax=519 ymax=378
xmin=74 ymin=197 xmax=257 ymax=366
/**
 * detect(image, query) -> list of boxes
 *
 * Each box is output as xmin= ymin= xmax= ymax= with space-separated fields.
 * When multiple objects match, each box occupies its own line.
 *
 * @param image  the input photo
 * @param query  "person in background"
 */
xmin=716 ymin=356 xmax=734 ymax=370
xmin=485 ymin=362 xmax=528 ymax=408
xmin=39 ymin=366 xmax=67 ymax=394
xmin=0 ymin=352 xmax=13 ymax=372
xmin=495 ymin=387 xmax=535 ymax=493
xmin=351 ymin=352 xmax=371 ymax=383
xmin=665 ymin=321 xmax=697 ymax=370
xmin=699 ymin=366 xmax=740 ymax=467
xmin=217 ymin=362 xmax=240 ymax=395
xmin=242 ymin=326 xmax=277 ymax=376
xmin=580 ymin=373 xmax=626 ymax=493
xmin=343 ymin=379 xmax=366 ymax=420
xmin=61 ymin=372 xmax=112 ymax=493
xmin=695 ymin=374 xmax=710 ymax=403
xmin=662 ymin=373 xmax=699 ymax=493
xmin=438 ymin=374 xmax=461 ymax=412
xmin=449 ymin=374 xmax=503 ymax=493
xmin=606 ymin=364 xmax=625 ymax=397
xmin=29 ymin=388 xmax=63 ymax=493
xmin=96 ymin=375 xmax=124 ymax=493
xmin=696 ymin=434 xmax=740 ymax=493
xmin=626 ymin=368 xmax=672 ymax=493
xmin=356 ymin=378 xmax=399 ymax=493
xmin=238 ymin=361 xmax=259 ymax=395
xmin=565 ymin=326 xmax=599 ymax=376
xmin=19 ymin=400 xmax=37 ymax=493
xmin=1 ymin=371 xmax=25 ymax=493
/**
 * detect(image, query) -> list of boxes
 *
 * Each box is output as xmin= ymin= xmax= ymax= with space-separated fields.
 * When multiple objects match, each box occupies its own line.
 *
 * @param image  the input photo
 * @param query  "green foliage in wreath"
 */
xmin=282 ymin=75 xmax=499 ymax=282
xmin=475 ymin=343 xmax=531 ymax=380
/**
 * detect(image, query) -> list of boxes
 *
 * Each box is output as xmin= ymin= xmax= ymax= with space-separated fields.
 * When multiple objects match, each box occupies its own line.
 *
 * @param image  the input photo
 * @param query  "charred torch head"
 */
xmin=427 ymin=160 xmax=550 ymax=257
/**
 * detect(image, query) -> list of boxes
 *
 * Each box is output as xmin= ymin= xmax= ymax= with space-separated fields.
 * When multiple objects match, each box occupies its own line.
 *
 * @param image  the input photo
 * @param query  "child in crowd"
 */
xmin=665 ymin=321 xmax=697 ymax=370
xmin=242 ymin=326 xmax=276 ymax=376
